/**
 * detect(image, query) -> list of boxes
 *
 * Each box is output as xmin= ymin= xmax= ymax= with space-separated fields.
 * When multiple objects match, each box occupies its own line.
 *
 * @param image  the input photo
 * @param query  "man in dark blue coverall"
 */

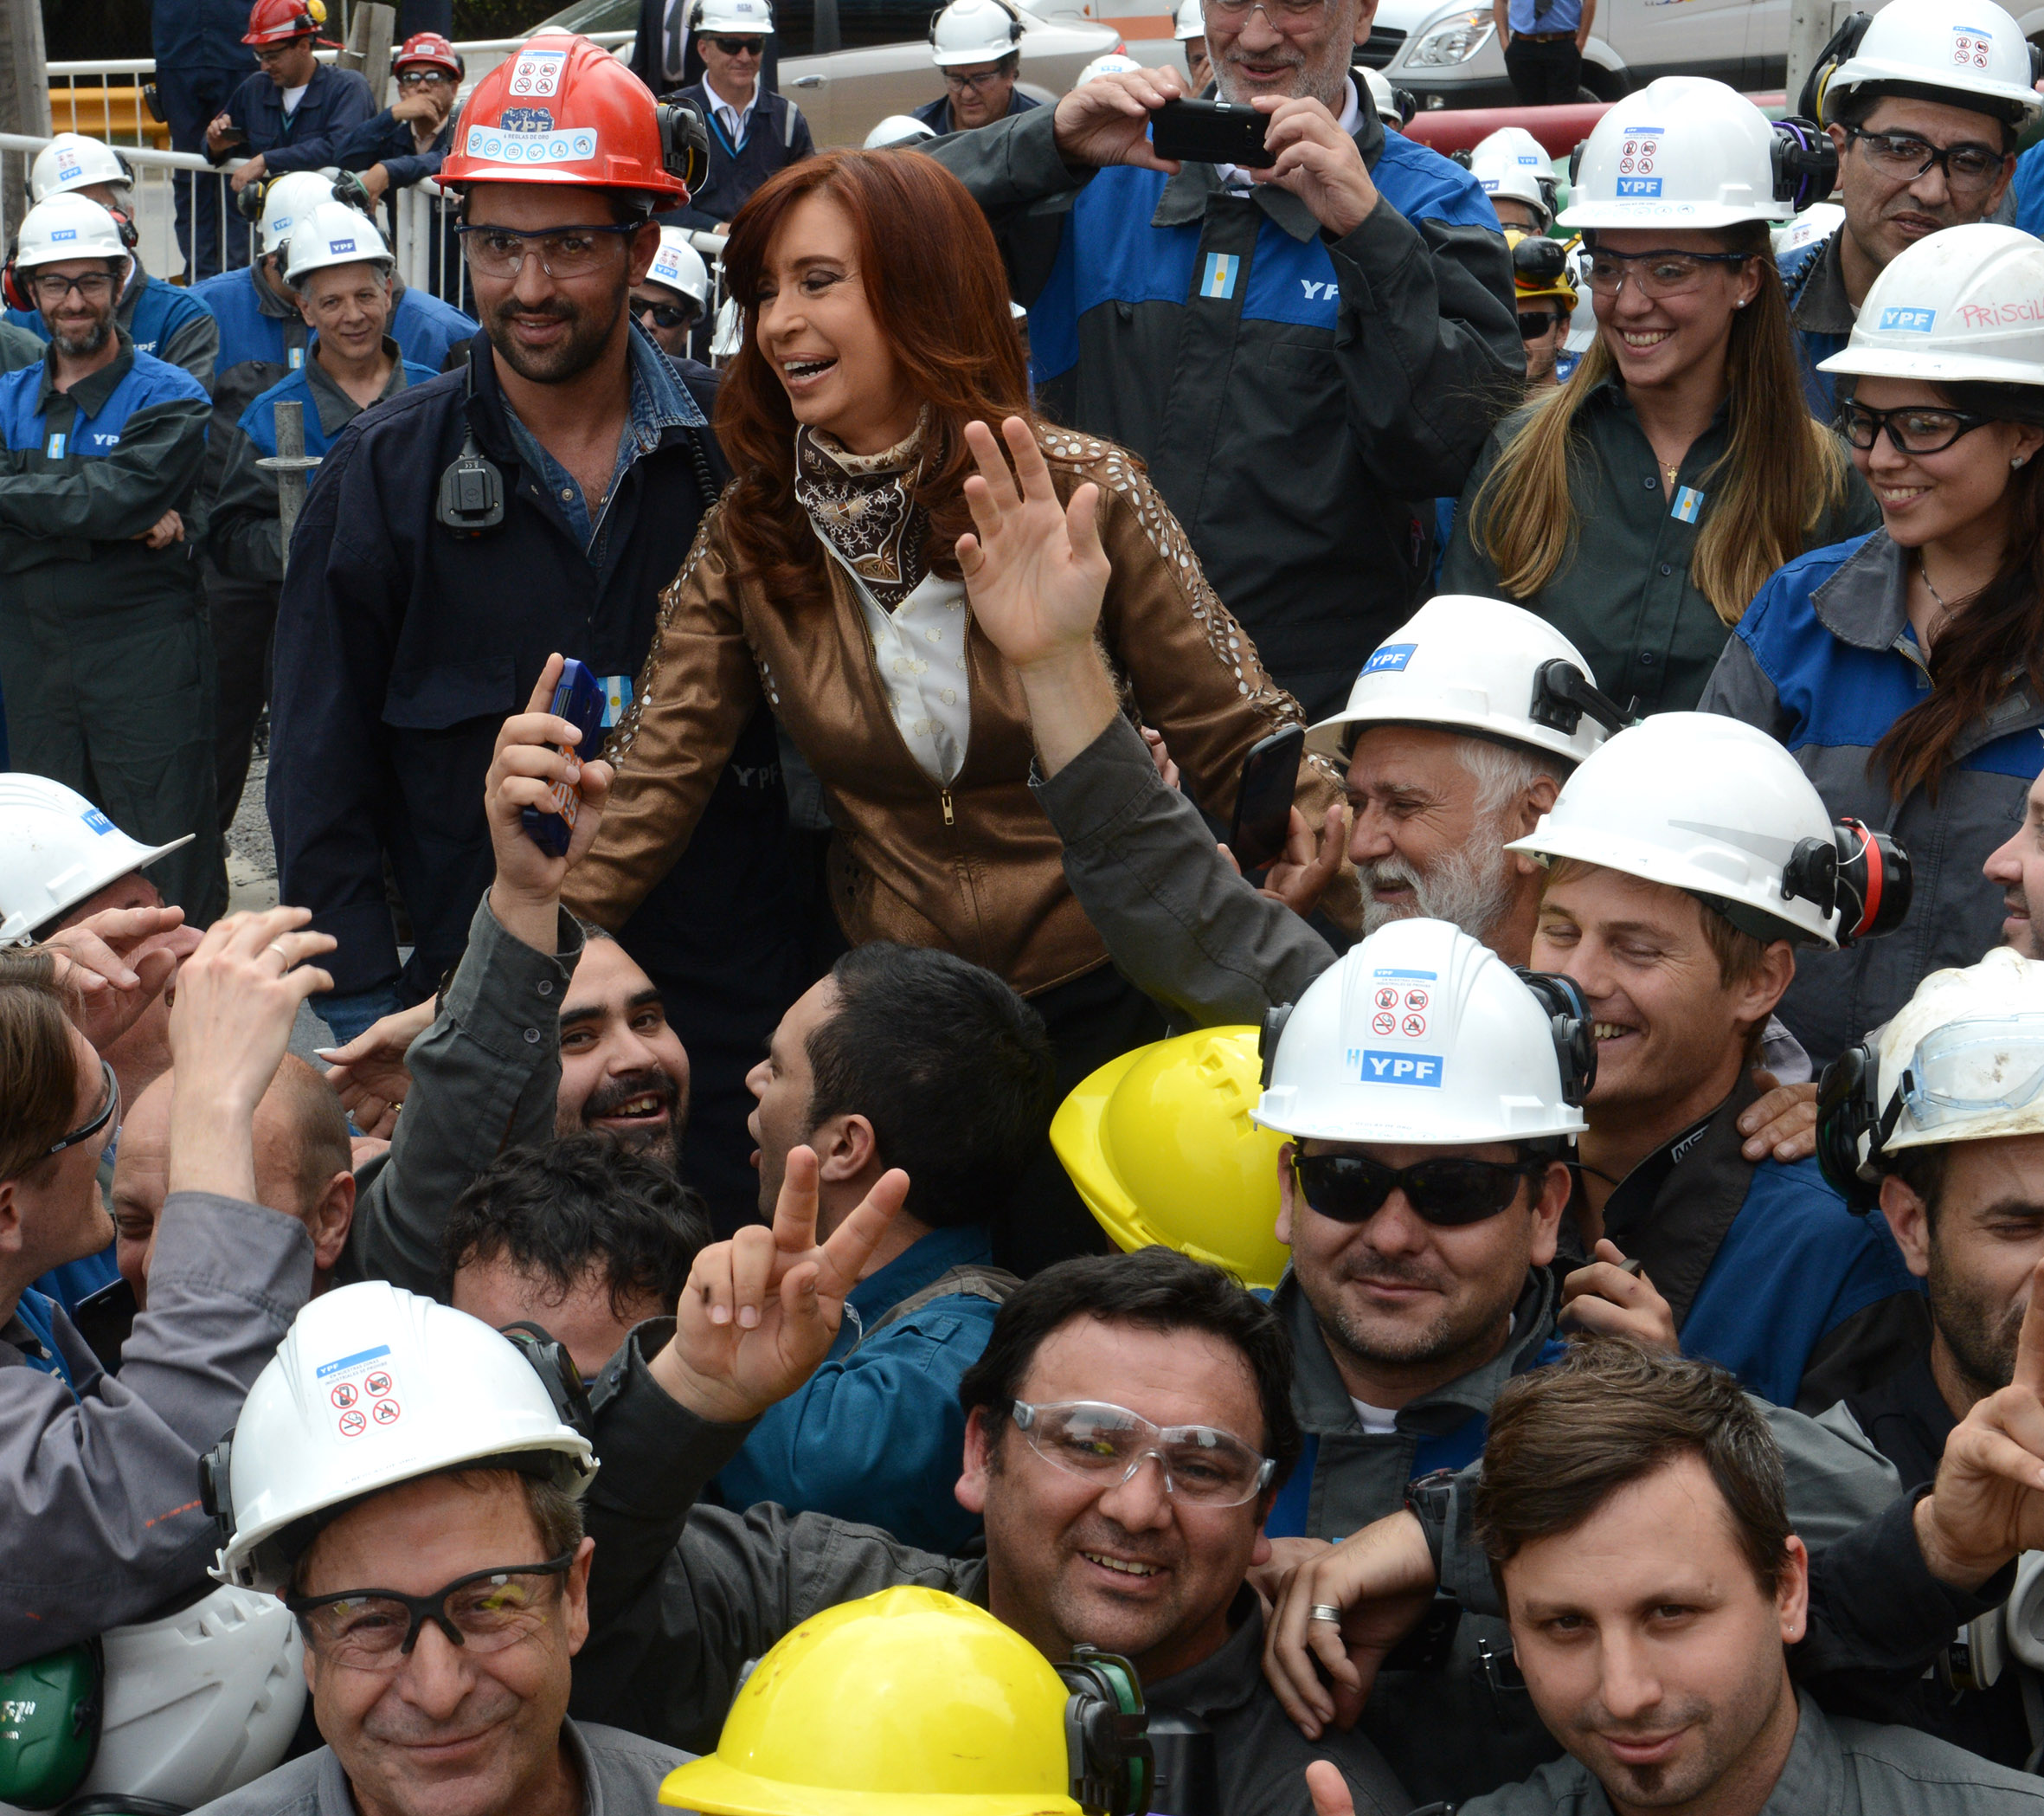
xmin=151 ymin=0 xmax=255 ymax=280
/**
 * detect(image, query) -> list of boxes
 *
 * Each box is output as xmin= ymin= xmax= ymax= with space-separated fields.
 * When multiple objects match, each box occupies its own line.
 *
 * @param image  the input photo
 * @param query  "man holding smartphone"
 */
xmin=927 ymin=0 xmax=1518 ymax=718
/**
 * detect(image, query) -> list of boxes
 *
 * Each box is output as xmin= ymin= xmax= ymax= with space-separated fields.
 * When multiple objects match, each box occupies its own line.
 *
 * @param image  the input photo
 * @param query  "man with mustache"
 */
xmin=267 ymin=38 xmax=804 ymax=1231
xmin=1780 ymin=0 xmax=2039 ymax=415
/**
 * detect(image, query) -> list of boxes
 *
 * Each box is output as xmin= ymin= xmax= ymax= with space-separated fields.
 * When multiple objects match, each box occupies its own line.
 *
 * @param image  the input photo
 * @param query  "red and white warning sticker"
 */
xmin=317 ymin=1343 xmax=401 ymax=1441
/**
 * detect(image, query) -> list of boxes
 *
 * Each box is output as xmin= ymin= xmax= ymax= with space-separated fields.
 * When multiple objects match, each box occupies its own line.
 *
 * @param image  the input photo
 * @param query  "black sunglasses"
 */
xmin=1291 ymin=1151 xmax=1548 ymax=1227
xmin=634 ymin=297 xmax=695 ymax=329
xmin=1518 ymin=311 xmax=1559 ymax=339
xmin=710 ymin=35 xmax=765 ymax=51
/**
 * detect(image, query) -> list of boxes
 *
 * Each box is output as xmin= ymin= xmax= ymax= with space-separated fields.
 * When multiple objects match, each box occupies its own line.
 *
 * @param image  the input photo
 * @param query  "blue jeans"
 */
xmin=316 ymin=982 xmax=408 ymax=1047
xmin=156 ymin=62 xmax=254 ymax=278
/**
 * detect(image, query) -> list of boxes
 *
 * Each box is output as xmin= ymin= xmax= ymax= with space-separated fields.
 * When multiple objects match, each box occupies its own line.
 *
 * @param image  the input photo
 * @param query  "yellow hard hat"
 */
xmin=1051 ymin=1027 xmax=1289 ymax=1291
xmin=658 ymin=1587 xmax=1084 ymax=1816
xmin=1506 ymin=228 xmax=1578 ymax=314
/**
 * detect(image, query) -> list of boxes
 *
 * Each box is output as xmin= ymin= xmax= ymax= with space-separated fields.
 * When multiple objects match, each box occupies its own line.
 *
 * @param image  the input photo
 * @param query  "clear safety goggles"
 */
xmin=1894 ymin=1016 xmax=2044 ymax=1133
xmin=1009 ymin=1400 xmax=1276 ymax=1506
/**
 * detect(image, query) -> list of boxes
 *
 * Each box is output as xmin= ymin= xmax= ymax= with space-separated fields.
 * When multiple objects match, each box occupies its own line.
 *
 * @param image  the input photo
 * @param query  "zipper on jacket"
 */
xmin=941 ymin=787 xmax=955 ymax=827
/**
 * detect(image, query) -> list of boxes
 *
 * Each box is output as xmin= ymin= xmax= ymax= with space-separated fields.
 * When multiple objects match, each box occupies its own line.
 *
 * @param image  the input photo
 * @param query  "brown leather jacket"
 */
xmin=566 ymin=426 xmax=1352 ymax=995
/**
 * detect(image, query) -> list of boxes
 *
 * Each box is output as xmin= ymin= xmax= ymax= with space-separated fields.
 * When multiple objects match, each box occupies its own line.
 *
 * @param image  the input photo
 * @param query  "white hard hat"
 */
xmin=1304 ymin=596 xmax=1618 ymax=770
xmin=1475 ymin=125 xmax=1552 ymax=171
xmin=0 ymin=773 xmax=194 ymax=945
xmin=259 ymin=169 xmax=339 ymax=260
xmin=1254 ymin=919 xmax=1590 ymax=1146
xmin=1822 ymin=0 xmax=2042 ymax=128
xmin=1507 ymin=712 xmax=1847 ymax=947
xmin=1560 ymin=76 xmax=1797 ymax=229
xmin=1819 ymin=222 xmax=2044 ymax=388
xmin=691 ymin=0 xmax=775 ymax=34
xmin=210 ymin=1281 xmax=597 ymax=1591
xmin=1472 ymin=149 xmax=1550 ymax=222
xmin=646 ymin=227 xmax=710 ymax=307
xmin=15 ymin=191 xmax=129 ymax=273
xmin=1360 ymin=67 xmax=1402 ymax=120
xmin=29 ymin=132 xmax=132 ymax=204
xmin=74 ymin=1587 xmax=306 ymax=1808
xmin=284 ymin=196 xmax=393 ymax=286
xmin=1173 ymin=0 xmax=1203 ymax=39
xmin=1773 ymin=197 xmax=1843 ymax=260
xmin=1874 ymin=948 xmax=2044 ymax=1156
xmin=929 ymin=0 xmax=1023 ymax=67
xmin=1079 ymin=52 xmax=1142 ymax=82
xmin=865 ymin=113 xmax=939 ymax=147
xmin=710 ymin=292 xmax=743 ymax=359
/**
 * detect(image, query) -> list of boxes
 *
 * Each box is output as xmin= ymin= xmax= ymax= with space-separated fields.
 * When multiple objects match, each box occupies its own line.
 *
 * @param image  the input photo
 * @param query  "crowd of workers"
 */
xmin=16 ymin=0 xmax=2044 ymax=1811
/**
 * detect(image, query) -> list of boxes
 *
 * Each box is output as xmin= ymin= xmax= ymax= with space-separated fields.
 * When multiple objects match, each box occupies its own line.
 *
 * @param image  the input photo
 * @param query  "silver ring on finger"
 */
xmin=267 ymin=941 xmax=292 ymax=966
xmin=1309 ymin=1604 xmax=1343 ymax=1625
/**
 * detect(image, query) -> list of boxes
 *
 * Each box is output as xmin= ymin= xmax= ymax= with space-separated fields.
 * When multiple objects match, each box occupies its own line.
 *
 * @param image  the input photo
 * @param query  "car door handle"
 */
xmin=794 ymin=74 xmax=824 ymax=86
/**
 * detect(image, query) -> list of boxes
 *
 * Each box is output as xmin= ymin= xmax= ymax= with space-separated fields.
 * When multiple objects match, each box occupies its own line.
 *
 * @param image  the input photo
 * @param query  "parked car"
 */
xmin=1356 ymin=0 xmax=2009 ymax=111
xmin=518 ymin=0 xmax=1121 ymax=146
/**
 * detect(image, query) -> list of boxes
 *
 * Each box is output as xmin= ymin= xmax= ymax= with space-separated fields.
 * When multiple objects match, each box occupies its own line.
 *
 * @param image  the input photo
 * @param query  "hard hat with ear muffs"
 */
xmin=1818 ymin=946 xmax=2044 ymax=1210
xmin=4 ymin=192 xmax=134 ymax=312
xmin=929 ymin=0 xmax=1025 ymax=67
xmin=1806 ymin=0 xmax=2042 ymax=132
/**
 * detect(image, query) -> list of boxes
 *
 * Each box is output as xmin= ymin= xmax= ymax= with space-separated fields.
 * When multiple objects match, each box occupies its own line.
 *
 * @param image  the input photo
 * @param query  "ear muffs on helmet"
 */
xmin=235 ymin=175 xmax=272 ymax=223
xmin=658 ymin=98 xmax=712 ymax=197
xmin=1816 ymin=1040 xmax=1887 ymax=1211
xmin=1528 ymin=655 xmax=1634 ymax=740
xmin=1057 ymin=1647 xmax=1152 ymax=1816
xmin=1780 ymin=815 xmax=1912 ymax=946
xmin=329 ymin=168 xmax=375 ymax=220
xmin=1259 ymin=1001 xmax=1295 ymax=1091
xmin=1772 ymin=115 xmax=1839 ymax=212
xmin=104 ymin=205 xmax=140 ymax=252
xmin=1568 ymin=137 xmax=1588 ymax=186
xmin=497 ymin=1320 xmax=598 ymax=1440
xmin=1801 ymin=10 xmax=1873 ymax=126
xmin=1515 ymin=969 xmax=1598 ymax=1108
xmin=927 ymin=0 xmax=1024 ymax=51
xmin=1 ymin=241 xmax=28 ymax=312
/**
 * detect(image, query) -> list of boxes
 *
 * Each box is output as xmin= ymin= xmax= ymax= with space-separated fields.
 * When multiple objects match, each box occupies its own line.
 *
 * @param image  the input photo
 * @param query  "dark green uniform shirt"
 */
xmin=1441 ymin=374 xmax=1880 ymax=712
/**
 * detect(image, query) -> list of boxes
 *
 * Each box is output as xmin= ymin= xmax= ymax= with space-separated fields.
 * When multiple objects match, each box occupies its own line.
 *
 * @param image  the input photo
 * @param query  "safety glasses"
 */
xmin=1845 ymin=127 xmax=2009 ymax=198
xmin=287 ymin=1550 xmax=575 ymax=1670
xmin=1583 ymin=247 xmax=1754 ymax=299
xmin=1895 ymin=1017 xmax=2044 ymax=1133
xmin=1290 ymin=1151 xmax=1545 ymax=1227
xmin=457 ymin=222 xmax=640 ymax=280
xmin=943 ymin=67 xmax=1011 ymax=91
xmin=710 ymin=34 xmax=765 ymax=52
xmin=1009 ymin=1400 xmax=1276 ymax=1506
xmin=1835 ymin=400 xmax=1997 ymax=456
xmin=45 ymin=1058 xmax=119 ymax=1159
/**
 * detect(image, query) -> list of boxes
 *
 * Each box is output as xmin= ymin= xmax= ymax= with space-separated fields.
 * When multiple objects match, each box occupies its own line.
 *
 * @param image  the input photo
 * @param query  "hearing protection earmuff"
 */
xmin=1258 ymin=1001 xmax=1293 ymax=1091
xmin=1814 ymin=1039 xmax=1899 ymax=1211
xmin=1780 ymin=815 xmax=1912 ymax=946
xmin=927 ymin=0 xmax=1024 ymax=52
xmin=657 ymin=97 xmax=713 ymax=196
xmin=1514 ymin=969 xmax=1598 ymax=1108
xmin=1799 ymin=10 xmax=1873 ymax=126
xmin=2 ymin=239 xmax=27 ymax=312
xmin=1511 ymin=233 xmax=1568 ymax=287
xmin=1527 ymin=656 xmax=1635 ymax=740
xmin=1771 ymin=116 xmax=1839 ymax=212
xmin=1057 ymin=1647 xmax=1153 ymax=1816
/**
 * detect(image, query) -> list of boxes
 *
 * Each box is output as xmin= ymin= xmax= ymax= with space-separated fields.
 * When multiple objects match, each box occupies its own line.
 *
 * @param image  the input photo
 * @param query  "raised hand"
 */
xmin=41 ymin=904 xmax=198 ymax=1054
xmin=651 ymin=1145 xmax=910 ymax=1424
xmin=1915 ymin=1256 xmax=2044 ymax=1589
xmin=1250 ymin=97 xmax=1379 ymax=239
xmin=958 ymin=416 xmax=1111 ymax=673
xmin=167 ymin=906 xmax=336 ymax=1202
xmin=485 ymin=654 xmax=615 ymax=951
xmin=315 ymin=998 xmax=435 ymax=1137
xmin=1050 ymin=63 xmax=1185 ymax=174
xmin=1219 ymin=802 xmax=1347 ymax=919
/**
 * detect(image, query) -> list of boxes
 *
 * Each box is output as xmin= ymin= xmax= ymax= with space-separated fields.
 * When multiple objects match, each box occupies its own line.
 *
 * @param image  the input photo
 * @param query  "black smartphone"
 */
xmin=70 ymin=1274 xmax=138 ymax=1373
xmin=1150 ymin=98 xmax=1275 ymax=170
xmin=1228 ymin=724 xmax=1304 ymax=873
xmin=521 ymin=658 xmax=607 ymax=859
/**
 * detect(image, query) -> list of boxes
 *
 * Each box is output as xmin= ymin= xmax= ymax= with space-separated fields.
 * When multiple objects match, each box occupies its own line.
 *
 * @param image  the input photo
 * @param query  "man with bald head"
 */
xmin=112 ymin=1053 xmax=355 ymax=1309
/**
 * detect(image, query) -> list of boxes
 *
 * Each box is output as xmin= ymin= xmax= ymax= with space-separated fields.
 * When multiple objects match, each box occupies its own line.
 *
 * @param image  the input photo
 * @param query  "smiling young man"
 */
xmin=210 ymin=206 xmax=437 ymax=587
xmin=1779 ymin=0 xmax=2039 ymax=415
xmin=268 ymin=37 xmax=801 ymax=1221
xmin=1437 ymin=1340 xmax=2044 ymax=1816
xmin=1512 ymin=713 xmax=1925 ymax=1413
xmin=567 ymin=1219 xmax=1413 ymax=1816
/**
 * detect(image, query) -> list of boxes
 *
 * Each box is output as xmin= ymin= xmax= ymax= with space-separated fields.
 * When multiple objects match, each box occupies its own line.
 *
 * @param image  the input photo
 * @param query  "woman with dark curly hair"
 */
xmin=565 ymin=146 xmax=1349 ymax=1265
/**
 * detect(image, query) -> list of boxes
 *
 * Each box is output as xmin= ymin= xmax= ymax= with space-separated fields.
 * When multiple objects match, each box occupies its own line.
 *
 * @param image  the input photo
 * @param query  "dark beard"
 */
xmin=51 ymin=313 xmax=112 ymax=358
xmin=1927 ymin=1243 xmax=2024 ymax=1401
xmin=484 ymin=290 xmax=622 ymax=385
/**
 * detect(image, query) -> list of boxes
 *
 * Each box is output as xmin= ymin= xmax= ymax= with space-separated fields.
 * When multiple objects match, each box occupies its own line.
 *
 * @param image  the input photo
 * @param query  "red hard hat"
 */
xmin=241 ymin=0 xmax=329 ymax=45
xmin=395 ymin=31 xmax=464 ymax=76
xmin=439 ymin=34 xmax=689 ymax=199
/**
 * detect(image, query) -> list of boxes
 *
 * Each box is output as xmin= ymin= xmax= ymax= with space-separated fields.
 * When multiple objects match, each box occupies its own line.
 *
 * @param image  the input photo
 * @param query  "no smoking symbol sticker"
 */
xmin=1372 ymin=1012 xmax=1397 ymax=1035
xmin=372 ymin=1399 xmax=402 ymax=1426
xmin=366 ymin=1372 xmax=392 ymax=1396
xmin=331 ymin=1383 xmax=357 ymax=1409
xmin=337 ymin=1410 xmax=366 ymax=1438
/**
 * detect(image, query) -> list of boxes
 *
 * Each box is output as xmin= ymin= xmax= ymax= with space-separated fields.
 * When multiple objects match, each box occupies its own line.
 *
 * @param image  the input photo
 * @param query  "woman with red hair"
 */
xmin=565 ymin=148 xmax=1346 ymax=1262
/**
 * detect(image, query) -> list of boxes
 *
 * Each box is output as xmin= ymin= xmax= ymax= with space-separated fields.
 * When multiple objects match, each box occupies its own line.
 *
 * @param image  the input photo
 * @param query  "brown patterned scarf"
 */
xmin=794 ymin=411 xmax=929 ymax=611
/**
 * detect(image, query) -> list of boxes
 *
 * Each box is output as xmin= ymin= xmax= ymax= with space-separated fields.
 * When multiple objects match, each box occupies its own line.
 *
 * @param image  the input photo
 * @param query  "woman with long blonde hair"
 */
xmin=1443 ymin=78 xmax=1877 ymax=711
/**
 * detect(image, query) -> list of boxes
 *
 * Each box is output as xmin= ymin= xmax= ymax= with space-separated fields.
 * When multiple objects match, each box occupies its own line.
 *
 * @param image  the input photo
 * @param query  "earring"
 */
xmin=1735 ymin=299 xmax=1747 ymax=308
xmin=2016 ymin=456 xmax=2028 ymax=468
